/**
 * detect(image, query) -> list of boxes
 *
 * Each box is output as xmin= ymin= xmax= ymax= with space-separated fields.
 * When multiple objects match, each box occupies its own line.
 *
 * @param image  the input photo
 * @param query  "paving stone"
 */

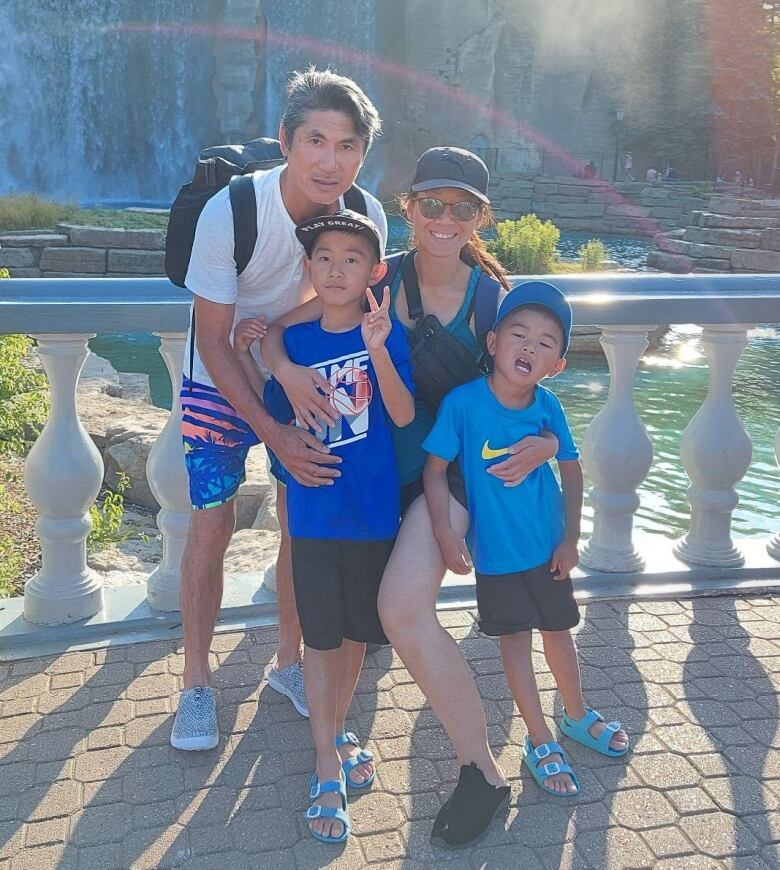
xmin=9 ymin=844 xmax=77 ymax=870
xmin=18 ymin=780 xmax=82 ymax=822
xmin=665 ymin=787 xmax=718 ymax=815
xmin=640 ymin=825 xmax=696 ymax=859
xmin=24 ymin=817 xmax=68 ymax=847
xmin=576 ymin=826 xmax=655 ymax=868
xmin=609 ymin=787 xmax=677 ymax=829
xmin=73 ymin=747 xmax=131 ymax=782
xmin=632 ymin=753 xmax=700 ymax=789
xmin=68 ymin=803 xmax=132 ymax=846
xmin=680 ymin=811 xmax=760 ymax=857
xmin=703 ymin=776 xmax=780 ymax=815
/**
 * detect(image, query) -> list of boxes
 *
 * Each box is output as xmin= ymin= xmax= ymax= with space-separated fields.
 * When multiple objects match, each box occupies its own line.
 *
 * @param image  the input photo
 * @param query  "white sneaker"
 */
xmin=267 ymin=660 xmax=308 ymax=717
xmin=170 ymin=686 xmax=219 ymax=751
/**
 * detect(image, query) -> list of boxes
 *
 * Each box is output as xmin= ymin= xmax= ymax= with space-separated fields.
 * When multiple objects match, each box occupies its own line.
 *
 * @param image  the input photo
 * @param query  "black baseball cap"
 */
xmin=410 ymin=146 xmax=490 ymax=204
xmin=295 ymin=209 xmax=385 ymax=261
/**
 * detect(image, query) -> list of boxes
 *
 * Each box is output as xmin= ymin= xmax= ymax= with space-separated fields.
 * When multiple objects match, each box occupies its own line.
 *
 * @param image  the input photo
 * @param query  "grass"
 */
xmin=0 ymin=194 xmax=168 ymax=231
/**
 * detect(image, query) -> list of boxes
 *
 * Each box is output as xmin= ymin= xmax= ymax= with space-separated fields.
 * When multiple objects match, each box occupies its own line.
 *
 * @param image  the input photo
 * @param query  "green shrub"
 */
xmin=0 ymin=334 xmax=49 ymax=455
xmin=89 ymin=472 xmax=131 ymax=550
xmin=487 ymin=214 xmax=561 ymax=274
xmin=578 ymin=239 xmax=607 ymax=271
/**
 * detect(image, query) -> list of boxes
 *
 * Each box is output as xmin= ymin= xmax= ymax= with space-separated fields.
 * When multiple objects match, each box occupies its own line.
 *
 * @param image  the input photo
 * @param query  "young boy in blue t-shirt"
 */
xmin=423 ymin=280 xmax=629 ymax=799
xmin=235 ymin=211 xmax=414 ymax=844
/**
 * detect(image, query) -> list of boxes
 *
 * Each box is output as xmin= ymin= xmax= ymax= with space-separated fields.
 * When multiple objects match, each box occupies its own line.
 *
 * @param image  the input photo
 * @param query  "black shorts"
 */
xmin=291 ymin=537 xmax=394 ymax=651
xmin=400 ymin=461 xmax=467 ymax=516
xmin=475 ymin=562 xmax=580 ymax=636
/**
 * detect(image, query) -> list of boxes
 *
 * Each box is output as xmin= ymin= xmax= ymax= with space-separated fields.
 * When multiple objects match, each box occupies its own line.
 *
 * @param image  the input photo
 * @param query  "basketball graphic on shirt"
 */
xmin=328 ymin=366 xmax=373 ymax=417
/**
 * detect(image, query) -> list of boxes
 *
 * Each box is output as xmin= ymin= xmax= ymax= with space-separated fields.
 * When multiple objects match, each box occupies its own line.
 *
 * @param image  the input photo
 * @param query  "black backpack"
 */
xmin=164 ymin=137 xmax=369 ymax=287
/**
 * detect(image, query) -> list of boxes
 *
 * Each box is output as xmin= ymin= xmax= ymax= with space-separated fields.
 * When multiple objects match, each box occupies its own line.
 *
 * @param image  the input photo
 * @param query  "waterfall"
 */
xmin=261 ymin=1 xmax=380 ymax=132
xmin=0 ymin=1 xmax=217 ymax=205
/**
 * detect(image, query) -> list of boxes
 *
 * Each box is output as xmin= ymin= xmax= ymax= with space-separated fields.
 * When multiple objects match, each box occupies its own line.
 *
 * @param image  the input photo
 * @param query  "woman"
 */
xmin=263 ymin=147 xmax=558 ymax=847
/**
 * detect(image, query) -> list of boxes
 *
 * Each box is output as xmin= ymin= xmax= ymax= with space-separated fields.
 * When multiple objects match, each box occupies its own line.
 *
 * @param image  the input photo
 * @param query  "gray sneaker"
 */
xmin=170 ymin=686 xmax=219 ymax=751
xmin=267 ymin=660 xmax=308 ymax=717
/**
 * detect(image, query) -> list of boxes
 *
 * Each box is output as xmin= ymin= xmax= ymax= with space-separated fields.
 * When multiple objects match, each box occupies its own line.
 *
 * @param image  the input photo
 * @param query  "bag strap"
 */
xmin=343 ymin=183 xmax=368 ymax=216
xmin=229 ymin=174 xmax=258 ymax=276
xmin=401 ymin=251 xmax=425 ymax=322
xmin=473 ymin=271 xmax=501 ymax=345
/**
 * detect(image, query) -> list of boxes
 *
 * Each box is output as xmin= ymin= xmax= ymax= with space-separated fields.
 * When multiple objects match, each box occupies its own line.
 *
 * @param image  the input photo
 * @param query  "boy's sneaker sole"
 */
xmin=170 ymin=732 xmax=219 ymax=751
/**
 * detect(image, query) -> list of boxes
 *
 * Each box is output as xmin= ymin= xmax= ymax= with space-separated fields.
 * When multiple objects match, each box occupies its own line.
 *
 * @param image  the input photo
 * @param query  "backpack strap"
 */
xmin=473 ymin=271 xmax=502 ymax=345
xmin=229 ymin=174 xmax=258 ymax=276
xmin=368 ymin=251 xmax=404 ymax=305
xmin=343 ymin=184 xmax=368 ymax=216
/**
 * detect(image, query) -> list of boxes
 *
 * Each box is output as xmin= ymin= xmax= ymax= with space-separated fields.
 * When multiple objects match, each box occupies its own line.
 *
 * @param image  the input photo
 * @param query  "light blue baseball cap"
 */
xmin=493 ymin=280 xmax=573 ymax=356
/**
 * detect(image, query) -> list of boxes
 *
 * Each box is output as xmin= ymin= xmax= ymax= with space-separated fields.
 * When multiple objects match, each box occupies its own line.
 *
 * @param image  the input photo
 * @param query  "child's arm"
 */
xmin=550 ymin=459 xmax=583 ymax=580
xmin=362 ymin=287 xmax=414 ymax=427
xmin=260 ymin=297 xmax=337 ymax=433
xmin=233 ymin=316 xmax=269 ymax=400
xmin=423 ymin=455 xmax=473 ymax=575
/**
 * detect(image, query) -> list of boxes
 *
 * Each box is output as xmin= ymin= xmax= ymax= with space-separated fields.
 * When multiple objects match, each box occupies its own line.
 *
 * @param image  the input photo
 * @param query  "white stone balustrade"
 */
xmin=23 ymin=334 xmax=104 ymax=624
xmin=767 ymin=426 xmax=780 ymax=561
xmin=146 ymin=333 xmax=191 ymax=611
xmin=674 ymin=324 xmax=753 ymax=567
xmin=2 ymin=273 xmax=778 ymax=632
xmin=579 ymin=326 xmax=655 ymax=572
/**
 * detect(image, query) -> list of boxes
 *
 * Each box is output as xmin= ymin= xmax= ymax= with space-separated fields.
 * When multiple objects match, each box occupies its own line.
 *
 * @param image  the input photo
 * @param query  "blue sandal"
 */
xmin=306 ymin=773 xmax=350 ymax=844
xmin=522 ymin=736 xmax=580 ymax=797
xmin=336 ymin=731 xmax=375 ymax=790
xmin=560 ymin=707 xmax=629 ymax=757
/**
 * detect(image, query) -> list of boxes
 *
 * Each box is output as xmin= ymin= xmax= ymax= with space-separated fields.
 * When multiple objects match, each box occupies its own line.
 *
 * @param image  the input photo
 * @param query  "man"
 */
xmin=171 ymin=69 xmax=387 ymax=750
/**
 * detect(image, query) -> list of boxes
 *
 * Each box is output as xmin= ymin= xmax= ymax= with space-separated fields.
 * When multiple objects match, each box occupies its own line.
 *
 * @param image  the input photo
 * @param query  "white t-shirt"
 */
xmin=183 ymin=164 xmax=387 ymax=386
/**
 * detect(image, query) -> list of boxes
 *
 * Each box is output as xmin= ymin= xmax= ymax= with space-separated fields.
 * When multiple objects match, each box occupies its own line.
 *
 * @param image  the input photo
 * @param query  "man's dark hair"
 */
xmin=281 ymin=67 xmax=382 ymax=153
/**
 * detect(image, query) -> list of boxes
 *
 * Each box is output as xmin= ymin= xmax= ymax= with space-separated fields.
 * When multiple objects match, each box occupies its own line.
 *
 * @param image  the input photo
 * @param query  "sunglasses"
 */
xmin=415 ymin=196 xmax=482 ymax=222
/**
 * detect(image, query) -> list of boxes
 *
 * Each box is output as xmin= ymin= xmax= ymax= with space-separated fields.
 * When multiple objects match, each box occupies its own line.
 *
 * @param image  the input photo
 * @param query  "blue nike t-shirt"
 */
xmin=263 ymin=318 xmax=414 ymax=541
xmin=423 ymin=378 xmax=579 ymax=575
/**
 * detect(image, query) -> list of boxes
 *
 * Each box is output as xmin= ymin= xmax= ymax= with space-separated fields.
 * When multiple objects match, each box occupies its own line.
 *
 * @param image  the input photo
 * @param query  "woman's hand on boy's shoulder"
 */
xmin=550 ymin=539 xmax=579 ymax=581
xmin=233 ymin=316 xmax=268 ymax=353
xmin=362 ymin=286 xmax=392 ymax=353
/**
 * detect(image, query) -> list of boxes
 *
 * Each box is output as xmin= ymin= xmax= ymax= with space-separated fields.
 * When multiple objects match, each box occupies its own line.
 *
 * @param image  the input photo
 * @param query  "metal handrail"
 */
xmin=2 ymin=273 xmax=779 ymax=335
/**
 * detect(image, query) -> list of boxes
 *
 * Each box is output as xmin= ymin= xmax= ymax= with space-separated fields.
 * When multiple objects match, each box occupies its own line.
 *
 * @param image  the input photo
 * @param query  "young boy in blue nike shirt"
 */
xmin=423 ymin=281 xmax=629 ymax=799
xmin=236 ymin=210 xmax=414 ymax=844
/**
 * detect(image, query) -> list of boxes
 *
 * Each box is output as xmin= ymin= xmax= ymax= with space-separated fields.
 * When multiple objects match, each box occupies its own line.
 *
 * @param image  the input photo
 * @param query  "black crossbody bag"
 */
xmin=400 ymin=251 xmax=490 ymax=412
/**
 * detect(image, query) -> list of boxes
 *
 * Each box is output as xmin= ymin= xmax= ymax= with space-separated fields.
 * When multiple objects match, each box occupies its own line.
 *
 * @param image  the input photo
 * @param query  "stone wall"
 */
xmin=648 ymin=197 xmax=780 ymax=273
xmin=0 ymin=225 xmax=166 ymax=278
xmin=489 ymin=176 xmax=711 ymax=237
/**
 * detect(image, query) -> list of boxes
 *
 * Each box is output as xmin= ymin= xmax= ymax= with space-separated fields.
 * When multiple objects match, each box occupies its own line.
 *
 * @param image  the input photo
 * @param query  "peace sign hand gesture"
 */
xmin=361 ymin=286 xmax=392 ymax=353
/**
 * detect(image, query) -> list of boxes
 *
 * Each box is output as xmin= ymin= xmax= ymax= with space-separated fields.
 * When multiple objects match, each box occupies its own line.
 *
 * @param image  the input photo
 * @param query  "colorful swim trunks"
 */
xmin=180 ymin=376 xmax=260 ymax=510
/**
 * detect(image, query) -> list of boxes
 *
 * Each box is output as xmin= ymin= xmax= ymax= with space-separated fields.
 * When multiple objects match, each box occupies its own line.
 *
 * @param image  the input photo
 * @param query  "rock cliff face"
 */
xmin=208 ymin=0 xmax=711 ymax=198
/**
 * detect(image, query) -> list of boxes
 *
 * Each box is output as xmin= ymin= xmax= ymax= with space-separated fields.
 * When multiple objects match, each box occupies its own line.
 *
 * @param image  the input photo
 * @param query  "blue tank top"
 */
xmin=389 ymin=260 xmax=482 ymax=485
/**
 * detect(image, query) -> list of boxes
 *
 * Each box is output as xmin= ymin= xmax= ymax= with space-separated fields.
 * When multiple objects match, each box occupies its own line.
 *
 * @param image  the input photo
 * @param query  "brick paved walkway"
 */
xmin=1 ymin=595 xmax=779 ymax=869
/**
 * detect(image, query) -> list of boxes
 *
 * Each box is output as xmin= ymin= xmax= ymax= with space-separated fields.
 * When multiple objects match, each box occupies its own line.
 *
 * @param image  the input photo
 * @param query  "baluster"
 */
xmin=24 ymin=334 xmax=104 ymax=624
xmin=674 ymin=324 xmax=753 ymax=567
xmin=767 ymin=426 xmax=780 ymax=561
xmin=579 ymin=326 xmax=654 ymax=573
xmin=146 ymin=333 xmax=191 ymax=611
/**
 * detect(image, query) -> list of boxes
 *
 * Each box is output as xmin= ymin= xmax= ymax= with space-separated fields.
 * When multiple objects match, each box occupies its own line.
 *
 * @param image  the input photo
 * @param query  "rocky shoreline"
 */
xmin=75 ymin=354 xmax=281 ymax=593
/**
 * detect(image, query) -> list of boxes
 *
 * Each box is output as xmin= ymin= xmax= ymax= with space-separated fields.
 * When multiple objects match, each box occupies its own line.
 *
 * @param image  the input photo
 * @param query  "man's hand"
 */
xmin=361 ymin=286 xmax=392 ymax=352
xmin=233 ymin=316 xmax=268 ymax=353
xmin=550 ymin=539 xmax=579 ymax=580
xmin=433 ymin=525 xmax=473 ymax=575
xmin=487 ymin=434 xmax=559 ymax=487
xmin=265 ymin=422 xmax=342 ymax=488
xmin=276 ymin=362 xmax=339 ymax=434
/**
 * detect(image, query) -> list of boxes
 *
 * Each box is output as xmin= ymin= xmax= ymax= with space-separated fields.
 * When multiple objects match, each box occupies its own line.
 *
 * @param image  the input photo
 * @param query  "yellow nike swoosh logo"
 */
xmin=481 ymin=440 xmax=510 ymax=460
